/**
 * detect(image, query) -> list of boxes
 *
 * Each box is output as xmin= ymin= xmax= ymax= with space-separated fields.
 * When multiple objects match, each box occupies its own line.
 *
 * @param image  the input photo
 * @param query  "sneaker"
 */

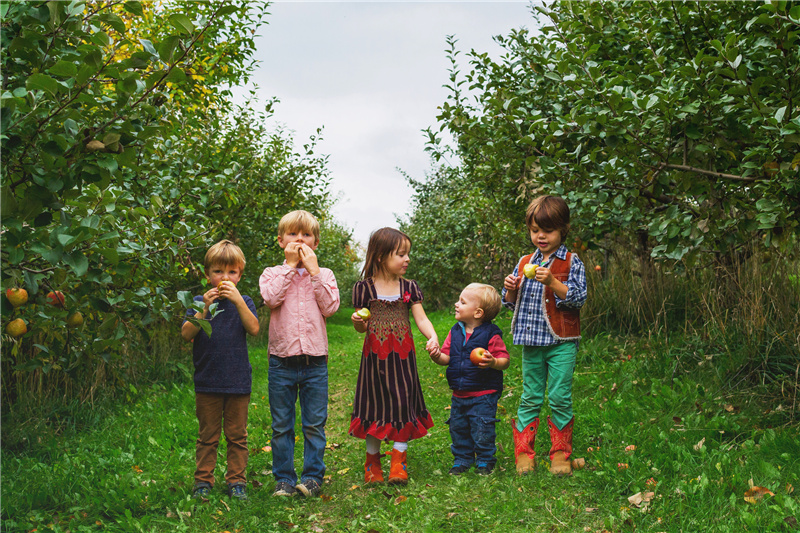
xmin=228 ymin=482 xmax=248 ymax=500
xmin=476 ymin=463 xmax=495 ymax=476
xmin=296 ymin=478 xmax=322 ymax=497
xmin=192 ymin=481 xmax=212 ymax=500
xmin=449 ymin=464 xmax=471 ymax=475
xmin=273 ymin=481 xmax=296 ymax=497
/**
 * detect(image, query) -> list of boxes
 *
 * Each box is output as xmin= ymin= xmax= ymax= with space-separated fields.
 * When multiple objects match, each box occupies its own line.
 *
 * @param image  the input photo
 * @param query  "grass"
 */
xmin=2 ymin=308 xmax=799 ymax=532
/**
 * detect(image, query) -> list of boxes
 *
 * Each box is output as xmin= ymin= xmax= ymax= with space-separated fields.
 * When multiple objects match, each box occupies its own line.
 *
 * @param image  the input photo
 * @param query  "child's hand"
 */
xmin=351 ymin=311 xmax=368 ymax=333
xmin=217 ymin=280 xmax=243 ymax=304
xmin=425 ymin=337 xmax=440 ymax=358
xmin=534 ymin=266 xmax=554 ymax=286
xmin=504 ymin=274 xmax=521 ymax=292
xmin=429 ymin=350 xmax=441 ymax=362
xmin=202 ymin=287 xmax=219 ymax=308
xmin=297 ymin=244 xmax=320 ymax=276
xmin=477 ymin=350 xmax=496 ymax=368
xmin=284 ymin=242 xmax=302 ymax=268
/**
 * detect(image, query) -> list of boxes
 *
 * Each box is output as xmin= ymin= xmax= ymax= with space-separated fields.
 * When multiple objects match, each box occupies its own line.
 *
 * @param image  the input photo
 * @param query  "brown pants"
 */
xmin=195 ymin=392 xmax=250 ymax=486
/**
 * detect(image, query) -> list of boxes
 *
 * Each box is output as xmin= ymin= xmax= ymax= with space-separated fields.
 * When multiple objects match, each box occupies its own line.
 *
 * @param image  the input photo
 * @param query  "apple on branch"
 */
xmin=6 ymin=288 xmax=28 ymax=308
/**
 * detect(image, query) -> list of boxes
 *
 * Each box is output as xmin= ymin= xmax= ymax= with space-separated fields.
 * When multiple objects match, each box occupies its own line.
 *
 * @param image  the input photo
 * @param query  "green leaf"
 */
xmin=774 ymin=106 xmax=787 ymax=122
xmin=124 ymin=1 xmax=144 ymax=16
xmin=26 ymin=73 xmax=59 ymax=96
xmin=64 ymin=250 xmax=89 ymax=277
xmin=48 ymin=60 xmax=78 ymax=78
xmin=790 ymin=4 xmax=800 ymax=22
xmin=177 ymin=290 xmax=195 ymax=308
xmin=168 ymin=13 xmax=194 ymax=34
xmin=165 ymin=67 xmax=186 ymax=83
xmin=158 ymin=35 xmax=181 ymax=62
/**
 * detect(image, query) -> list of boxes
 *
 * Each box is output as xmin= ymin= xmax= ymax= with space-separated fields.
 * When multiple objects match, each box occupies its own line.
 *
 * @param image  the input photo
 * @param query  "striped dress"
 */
xmin=348 ymin=278 xmax=434 ymax=442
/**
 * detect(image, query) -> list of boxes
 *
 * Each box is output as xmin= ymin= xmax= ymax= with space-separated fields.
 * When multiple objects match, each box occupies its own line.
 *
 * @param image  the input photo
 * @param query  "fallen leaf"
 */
xmin=251 ymin=479 xmax=263 ymax=488
xmin=744 ymin=486 xmax=774 ymax=503
xmin=381 ymin=490 xmax=392 ymax=499
xmin=672 ymin=416 xmax=683 ymax=426
xmin=444 ymin=406 xmax=451 ymax=410
xmin=617 ymin=463 xmax=629 ymax=470
xmin=693 ymin=437 xmax=706 ymax=451
xmin=571 ymin=457 xmax=586 ymax=469
xmin=447 ymin=512 xmax=457 ymax=518
xmin=166 ymin=511 xmax=175 ymax=518
xmin=394 ymin=495 xmax=407 ymax=505
xmin=320 ymin=494 xmax=333 ymax=502
xmin=336 ymin=468 xmax=350 ymax=475
xmin=724 ymin=404 xmax=735 ymax=412
xmin=262 ymin=445 xmax=272 ymax=453
xmin=628 ymin=491 xmax=654 ymax=508
xmin=350 ymin=484 xmax=360 ymax=491
xmin=646 ymin=477 xmax=658 ymax=487
xmin=787 ymin=483 xmax=795 ymax=494
xmin=585 ymin=507 xmax=599 ymax=513
xmin=625 ymin=445 xmax=636 ymax=452
xmin=132 ymin=465 xmax=143 ymax=473
xmin=278 ymin=521 xmax=296 ymax=530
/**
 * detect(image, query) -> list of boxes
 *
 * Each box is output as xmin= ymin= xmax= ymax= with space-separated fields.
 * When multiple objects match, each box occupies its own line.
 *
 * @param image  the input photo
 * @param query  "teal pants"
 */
xmin=516 ymin=342 xmax=577 ymax=431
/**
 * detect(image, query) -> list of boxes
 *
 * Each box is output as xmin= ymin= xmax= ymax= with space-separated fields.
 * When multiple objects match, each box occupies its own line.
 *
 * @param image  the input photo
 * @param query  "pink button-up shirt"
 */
xmin=259 ymin=264 xmax=340 ymax=357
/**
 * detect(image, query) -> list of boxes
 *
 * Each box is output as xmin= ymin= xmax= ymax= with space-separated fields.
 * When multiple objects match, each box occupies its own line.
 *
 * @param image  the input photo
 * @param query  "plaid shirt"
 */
xmin=501 ymin=244 xmax=587 ymax=346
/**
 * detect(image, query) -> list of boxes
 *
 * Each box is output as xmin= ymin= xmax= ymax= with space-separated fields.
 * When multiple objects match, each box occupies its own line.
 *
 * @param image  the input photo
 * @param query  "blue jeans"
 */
xmin=268 ymin=356 xmax=328 ymax=485
xmin=446 ymin=392 xmax=500 ymax=467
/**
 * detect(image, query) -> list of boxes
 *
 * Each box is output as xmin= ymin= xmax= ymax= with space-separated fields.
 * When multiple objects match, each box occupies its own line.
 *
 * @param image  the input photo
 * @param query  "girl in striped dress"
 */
xmin=349 ymin=227 xmax=441 ymax=485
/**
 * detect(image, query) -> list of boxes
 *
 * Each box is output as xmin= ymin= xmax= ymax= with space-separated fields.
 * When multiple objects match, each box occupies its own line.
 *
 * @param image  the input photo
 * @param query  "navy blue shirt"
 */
xmin=184 ymin=295 xmax=257 ymax=394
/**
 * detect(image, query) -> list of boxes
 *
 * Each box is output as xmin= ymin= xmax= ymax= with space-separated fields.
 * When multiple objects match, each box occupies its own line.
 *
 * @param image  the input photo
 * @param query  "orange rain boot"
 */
xmin=548 ymin=416 xmax=574 ymax=476
xmin=512 ymin=418 xmax=539 ymax=475
xmin=387 ymin=449 xmax=408 ymax=485
xmin=364 ymin=452 xmax=384 ymax=484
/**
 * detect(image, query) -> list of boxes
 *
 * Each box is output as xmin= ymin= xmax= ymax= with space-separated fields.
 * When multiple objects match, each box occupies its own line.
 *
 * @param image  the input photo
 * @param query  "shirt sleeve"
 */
xmin=501 ymin=261 xmax=520 ymax=311
xmin=243 ymin=295 xmax=258 ymax=320
xmin=488 ymin=334 xmax=510 ymax=359
xmin=441 ymin=331 xmax=453 ymax=355
xmin=556 ymin=254 xmax=587 ymax=309
xmin=259 ymin=265 xmax=297 ymax=309
xmin=406 ymin=279 xmax=424 ymax=304
xmin=352 ymin=280 xmax=369 ymax=309
xmin=311 ymin=268 xmax=340 ymax=318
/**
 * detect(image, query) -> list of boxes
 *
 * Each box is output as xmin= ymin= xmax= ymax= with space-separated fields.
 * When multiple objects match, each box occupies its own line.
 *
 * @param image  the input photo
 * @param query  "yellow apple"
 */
xmin=523 ymin=263 xmax=537 ymax=279
xmin=6 ymin=288 xmax=28 ymax=307
xmin=356 ymin=308 xmax=371 ymax=320
xmin=66 ymin=312 xmax=84 ymax=328
xmin=6 ymin=318 xmax=27 ymax=338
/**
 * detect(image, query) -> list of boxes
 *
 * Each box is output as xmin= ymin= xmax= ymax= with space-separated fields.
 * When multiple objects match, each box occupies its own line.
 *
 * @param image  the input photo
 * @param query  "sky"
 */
xmin=235 ymin=1 xmax=535 ymax=247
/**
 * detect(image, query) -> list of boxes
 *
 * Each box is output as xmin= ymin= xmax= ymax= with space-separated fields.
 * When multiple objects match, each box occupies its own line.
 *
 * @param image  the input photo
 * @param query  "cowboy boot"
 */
xmin=387 ymin=449 xmax=408 ymax=485
xmin=364 ymin=452 xmax=384 ymax=484
xmin=548 ymin=416 xmax=574 ymax=476
xmin=511 ymin=418 xmax=539 ymax=475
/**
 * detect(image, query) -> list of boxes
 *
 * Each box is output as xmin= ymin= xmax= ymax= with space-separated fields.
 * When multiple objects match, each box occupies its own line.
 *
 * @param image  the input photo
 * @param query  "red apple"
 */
xmin=470 ymin=347 xmax=488 ymax=366
xmin=46 ymin=290 xmax=65 ymax=307
xmin=6 ymin=288 xmax=28 ymax=307
xmin=595 ymin=265 xmax=601 ymax=272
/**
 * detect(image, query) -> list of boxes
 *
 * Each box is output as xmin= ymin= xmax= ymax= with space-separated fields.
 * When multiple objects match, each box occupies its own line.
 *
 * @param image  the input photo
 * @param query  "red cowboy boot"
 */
xmin=548 ymin=416 xmax=574 ymax=476
xmin=387 ymin=449 xmax=408 ymax=485
xmin=511 ymin=418 xmax=539 ymax=475
xmin=364 ymin=452 xmax=384 ymax=484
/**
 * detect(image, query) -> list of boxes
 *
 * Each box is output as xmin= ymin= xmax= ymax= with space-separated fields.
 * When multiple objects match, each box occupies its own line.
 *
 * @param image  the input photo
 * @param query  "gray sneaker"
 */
xmin=192 ymin=482 xmax=212 ymax=500
xmin=228 ymin=482 xmax=248 ymax=500
xmin=273 ymin=481 xmax=296 ymax=497
xmin=296 ymin=479 xmax=322 ymax=497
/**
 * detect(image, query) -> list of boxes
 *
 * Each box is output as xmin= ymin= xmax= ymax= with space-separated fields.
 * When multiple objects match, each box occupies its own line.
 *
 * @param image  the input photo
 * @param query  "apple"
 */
xmin=356 ymin=308 xmax=371 ymax=320
xmin=6 ymin=288 xmax=28 ymax=307
xmin=595 ymin=265 xmax=601 ymax=272
xmin=6 ymin=318 xmax=27 ymax=338
xmin=46 ymin=290 xmax=66 ymax=307
xmin=522 ymin=263 xmax=537 ymax=279
xmin=470 ymin=347 xmax=488 ymax=366
xmin=571 ymin=457 xmax=586 ymax=470
xmin=66 ymin=312 xmax=84 ymax=328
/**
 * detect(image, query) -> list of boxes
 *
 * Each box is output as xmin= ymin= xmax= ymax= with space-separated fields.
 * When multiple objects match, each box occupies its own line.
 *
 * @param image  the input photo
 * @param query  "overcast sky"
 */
xmin=235 ymin=1 xmax=535 ymax=246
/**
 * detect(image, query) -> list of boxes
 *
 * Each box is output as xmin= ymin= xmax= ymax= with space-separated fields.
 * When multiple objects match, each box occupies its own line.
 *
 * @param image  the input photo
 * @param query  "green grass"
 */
xmin=2 ymin=309 xmax=799 ymax=532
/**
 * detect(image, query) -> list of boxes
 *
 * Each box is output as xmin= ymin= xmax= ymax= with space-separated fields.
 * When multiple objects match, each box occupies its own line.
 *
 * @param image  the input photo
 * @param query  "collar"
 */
xmin=533 ymin=244 xmax=568 ymax=265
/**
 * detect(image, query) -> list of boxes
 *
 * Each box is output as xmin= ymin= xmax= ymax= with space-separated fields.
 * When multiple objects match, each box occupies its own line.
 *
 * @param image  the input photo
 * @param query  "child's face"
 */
xmin=454 ymin=288 xmax=483 ymax=323
xmin=278 ymin=227 xmax=318 ymax=251
xmin=206 ymin=264 xmax=243 ymax=288
xmin=529 ymin=223 xmax=563 ymax=256
xmin=380 ymin=241 xmax=410 ymax=277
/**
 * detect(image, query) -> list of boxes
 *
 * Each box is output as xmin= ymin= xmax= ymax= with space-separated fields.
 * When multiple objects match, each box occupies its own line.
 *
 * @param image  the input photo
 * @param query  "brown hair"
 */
xmin=204 ymin=240 xmax=246 ymax=273
xmin=525 ymin=195 xmax=570 ymax=240
xmin=362 ymin=227 xmax=411 ymax=279
xmin=278 ymin=210 xmax=320 ymax=245
xmin=465 ymin=283 xmax=502 ymax=322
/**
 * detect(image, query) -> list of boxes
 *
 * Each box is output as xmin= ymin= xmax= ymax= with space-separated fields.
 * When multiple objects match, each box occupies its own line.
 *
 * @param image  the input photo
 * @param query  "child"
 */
xmin=430 ymin=283 xmax=510 ymax=476
xmin=350 ymin=227 xmax=440 ymax=485
xmin=259 ymin=210 xmax=340 ymax=498
xmin=502 ymin=195 xmax=587 ymax=476
xmin=181 ymin=240 xmax=260 ymax=501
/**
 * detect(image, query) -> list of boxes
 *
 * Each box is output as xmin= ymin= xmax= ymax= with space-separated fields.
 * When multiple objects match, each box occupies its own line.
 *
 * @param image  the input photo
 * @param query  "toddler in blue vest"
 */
xmin=430 ymin=283 xmax=509 ymax=475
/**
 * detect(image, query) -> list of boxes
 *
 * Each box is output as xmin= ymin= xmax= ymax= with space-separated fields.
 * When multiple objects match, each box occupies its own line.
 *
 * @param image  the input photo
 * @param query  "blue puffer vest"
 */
xmin=446 ymin=322 xmax=504 ymax=392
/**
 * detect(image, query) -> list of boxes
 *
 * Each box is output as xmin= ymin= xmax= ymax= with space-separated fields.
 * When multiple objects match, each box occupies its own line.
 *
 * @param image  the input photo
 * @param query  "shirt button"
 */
xmin=546 ymin=299 xmax=550 ymax=303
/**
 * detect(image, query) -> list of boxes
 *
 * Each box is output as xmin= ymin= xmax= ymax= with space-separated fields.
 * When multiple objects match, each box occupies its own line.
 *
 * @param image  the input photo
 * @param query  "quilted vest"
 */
xmin=445 ymin=322 xmax=504 ymax=392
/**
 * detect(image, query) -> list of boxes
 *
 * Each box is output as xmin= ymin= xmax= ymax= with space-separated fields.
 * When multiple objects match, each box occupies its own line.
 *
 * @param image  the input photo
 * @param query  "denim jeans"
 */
xmin=268 ymin=355 xmax=328 ymax=485
xmin=446 ymin=391 xmax=501 ymax=467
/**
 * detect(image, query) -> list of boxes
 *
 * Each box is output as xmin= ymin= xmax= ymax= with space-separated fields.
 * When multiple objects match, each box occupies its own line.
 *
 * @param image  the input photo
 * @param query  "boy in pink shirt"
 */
xmin=259 ymin=210 xmax=340 ymax=498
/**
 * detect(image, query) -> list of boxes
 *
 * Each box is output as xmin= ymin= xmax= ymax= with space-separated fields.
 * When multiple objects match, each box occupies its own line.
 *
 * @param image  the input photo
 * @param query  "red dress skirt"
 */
xmin=348 ymin=279 xmax=433 ymax=442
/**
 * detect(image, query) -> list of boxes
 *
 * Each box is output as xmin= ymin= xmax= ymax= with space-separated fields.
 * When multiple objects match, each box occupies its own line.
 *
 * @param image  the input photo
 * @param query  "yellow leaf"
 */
xmin=336 ymin=468 xmax=350 ymax=475
xmin=394 ymin=495 xmax=407 ymax=505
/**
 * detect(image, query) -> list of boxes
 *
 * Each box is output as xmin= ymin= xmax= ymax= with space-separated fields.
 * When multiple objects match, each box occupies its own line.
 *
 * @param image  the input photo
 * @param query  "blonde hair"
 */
xmin=465 ymin=283 xmax=502 ymax=322
xmin=525 ymin=195 xmax=570 ymax=241
xmin=204 ymin=240 xmax=246 ymax=273
xmin=278 ymin=210 xmax=321 ymax=245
